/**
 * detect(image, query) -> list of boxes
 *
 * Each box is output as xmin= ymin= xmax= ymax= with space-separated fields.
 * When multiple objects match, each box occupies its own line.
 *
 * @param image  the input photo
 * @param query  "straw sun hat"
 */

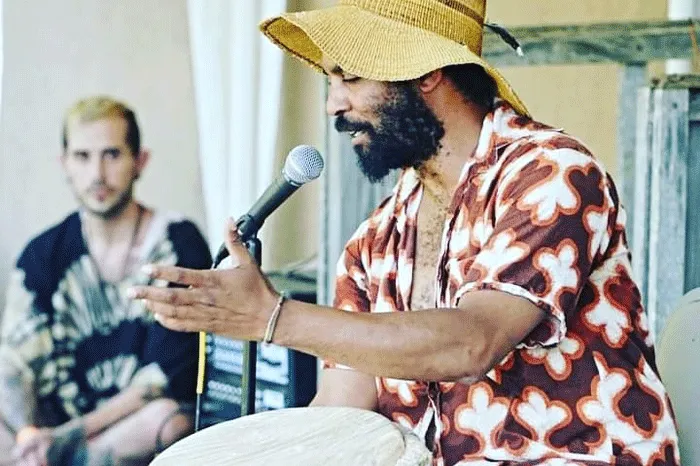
xmin=260 ymin=0 xmax=529 ymax=117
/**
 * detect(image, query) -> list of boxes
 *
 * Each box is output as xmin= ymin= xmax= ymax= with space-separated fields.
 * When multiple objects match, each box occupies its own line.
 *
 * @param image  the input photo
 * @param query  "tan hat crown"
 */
xmin=259 ymin=0 xmax=530 ymax=116
xmin=339 ymin=0 xmax=486 ymax=54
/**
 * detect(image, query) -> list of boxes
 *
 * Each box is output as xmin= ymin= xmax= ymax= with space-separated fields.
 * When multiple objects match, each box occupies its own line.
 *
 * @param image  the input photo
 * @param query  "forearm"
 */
xmin=274 ymin=300 xmax=497 ymax=381
xmin=79 ymin=385 xmax=163 ymax=438
xmin=0 ymin=370 xmax=35 ymax=433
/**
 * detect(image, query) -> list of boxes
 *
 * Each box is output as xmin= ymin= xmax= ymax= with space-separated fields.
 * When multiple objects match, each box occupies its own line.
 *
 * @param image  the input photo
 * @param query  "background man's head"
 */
xmin=61 ymin=96 xmax=149 ymax=219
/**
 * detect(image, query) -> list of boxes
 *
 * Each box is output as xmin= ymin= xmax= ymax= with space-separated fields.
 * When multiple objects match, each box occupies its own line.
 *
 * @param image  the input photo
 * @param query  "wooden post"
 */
xmin=634 ymin=77 xmax=700 ymax=340
xmin=631 ymin=86 xmax=654 ymax=307
xmin=686 ymin=90 xmax=700 ymax=292
xmin=617 ymin=63 xmax=648 ymax=248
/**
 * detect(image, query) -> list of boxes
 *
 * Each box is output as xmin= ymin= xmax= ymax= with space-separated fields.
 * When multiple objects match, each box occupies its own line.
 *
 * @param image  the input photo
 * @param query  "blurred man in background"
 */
xmin=0 ymin=96 xmax=212 ymax=465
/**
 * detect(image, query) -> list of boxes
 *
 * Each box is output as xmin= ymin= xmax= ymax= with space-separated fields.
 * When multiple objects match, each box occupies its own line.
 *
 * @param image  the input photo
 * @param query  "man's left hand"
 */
xmin=127 ymin=219 xmax=280 ymax=340
xmin=12 ymin=420 xmax=85 ymax=466
xmin=12 ymin=427 xmax=50 ymax=466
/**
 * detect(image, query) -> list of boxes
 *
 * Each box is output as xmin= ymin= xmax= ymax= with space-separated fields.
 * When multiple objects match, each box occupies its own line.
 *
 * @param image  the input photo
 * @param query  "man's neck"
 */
xmin=420 ymin=101 xmax=489 ymax=202
xmin=81 ymin=201 xmax=141 ymax=246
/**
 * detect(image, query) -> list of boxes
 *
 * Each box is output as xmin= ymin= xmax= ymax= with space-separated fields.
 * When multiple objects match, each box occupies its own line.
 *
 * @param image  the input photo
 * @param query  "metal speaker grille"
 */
xmin=283 ymin=145 xmax=324 ymax=186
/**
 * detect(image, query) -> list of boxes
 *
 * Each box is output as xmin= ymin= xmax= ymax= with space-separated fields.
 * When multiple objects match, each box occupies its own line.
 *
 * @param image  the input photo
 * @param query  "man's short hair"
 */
xmin=62 ymin=96 xmax=141 ymax=155
xmin=442 ymin=64 xmax=498 ymax=111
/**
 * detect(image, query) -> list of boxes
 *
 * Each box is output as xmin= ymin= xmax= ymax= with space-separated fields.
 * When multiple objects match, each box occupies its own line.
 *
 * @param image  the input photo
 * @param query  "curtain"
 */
xmin=187 ymin=0 xmax=287 ymax=252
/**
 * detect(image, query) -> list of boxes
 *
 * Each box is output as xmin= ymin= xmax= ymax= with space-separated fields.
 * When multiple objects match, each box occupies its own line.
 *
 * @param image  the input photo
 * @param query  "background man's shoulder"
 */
xmin=157 ymin=210 xmax=212 ymax=270
xmin=17 ymin=211 xmax=81 ymax=269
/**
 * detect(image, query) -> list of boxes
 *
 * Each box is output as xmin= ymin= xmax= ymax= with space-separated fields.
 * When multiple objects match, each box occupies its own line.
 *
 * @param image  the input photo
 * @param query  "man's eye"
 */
xmin=104 ymin=149 xmax=121 ymax=159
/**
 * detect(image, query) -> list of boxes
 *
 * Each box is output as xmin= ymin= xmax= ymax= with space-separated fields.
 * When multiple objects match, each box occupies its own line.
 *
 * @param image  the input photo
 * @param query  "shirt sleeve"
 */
xmin=1 ymin=245 xmax=54 ymax=385
xmin=0 ymin=245 xmax=54 ymax=427
xmin=140 ymin=220 xmax=213 ymax=401
xmin=323 ymin=225 xmax=372 ymax=370
xmin=455 ymin=142 xmax=618 ymax=348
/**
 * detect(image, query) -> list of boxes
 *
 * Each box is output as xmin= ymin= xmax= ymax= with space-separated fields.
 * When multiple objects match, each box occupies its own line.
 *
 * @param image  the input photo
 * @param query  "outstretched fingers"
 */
xmin=143 ymin=299 xmax=211 ymax=321
xmin=127 ymin=285 xmax=219 ymax=308
xmin=141 ymin=265 xmax=218 ymax=288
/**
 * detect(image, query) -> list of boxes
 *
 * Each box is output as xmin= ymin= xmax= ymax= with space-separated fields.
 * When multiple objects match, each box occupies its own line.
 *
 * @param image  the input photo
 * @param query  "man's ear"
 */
xmin=59 ymin=152 xmax=73 ymax=184
xmin=418 ymin=69 xmax=445 ymax=94
xmin=59 ymin=152 xmax=69 ymax=173
xmin=134 ymin=148 xmax=151 ymax=179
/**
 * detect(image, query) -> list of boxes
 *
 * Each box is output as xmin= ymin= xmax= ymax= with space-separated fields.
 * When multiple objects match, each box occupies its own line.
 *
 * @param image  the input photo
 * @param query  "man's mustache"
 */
xmin=334 ymin=115 xmax=374 ymax=135
xmin=87 ymin=182 xmax=115 ymax=193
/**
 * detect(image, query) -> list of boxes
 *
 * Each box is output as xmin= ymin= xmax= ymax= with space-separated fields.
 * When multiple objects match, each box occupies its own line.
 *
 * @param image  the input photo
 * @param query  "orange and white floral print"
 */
xmin=522 ymin=334 xmax=584 ymax=381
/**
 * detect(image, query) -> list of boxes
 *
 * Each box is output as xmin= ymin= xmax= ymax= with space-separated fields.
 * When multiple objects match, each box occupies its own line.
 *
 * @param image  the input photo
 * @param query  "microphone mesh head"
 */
xmin=283 ymin=145 xmax=325 ymax=186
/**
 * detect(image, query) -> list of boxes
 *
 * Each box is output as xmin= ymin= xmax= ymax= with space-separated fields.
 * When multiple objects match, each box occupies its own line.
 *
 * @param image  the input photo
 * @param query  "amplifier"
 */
xmin=198 ymin=271 xmax=318 ymax=428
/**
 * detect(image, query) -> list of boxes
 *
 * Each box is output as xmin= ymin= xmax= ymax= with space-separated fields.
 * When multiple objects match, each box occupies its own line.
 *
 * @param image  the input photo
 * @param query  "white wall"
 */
xmin=0 ymin=0 xmax=206 ymax=312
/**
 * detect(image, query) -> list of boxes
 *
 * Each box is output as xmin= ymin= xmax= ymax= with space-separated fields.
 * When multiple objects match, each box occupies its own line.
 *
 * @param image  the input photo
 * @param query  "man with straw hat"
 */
xmin=129 ymin=1 xmax=681 ymax=464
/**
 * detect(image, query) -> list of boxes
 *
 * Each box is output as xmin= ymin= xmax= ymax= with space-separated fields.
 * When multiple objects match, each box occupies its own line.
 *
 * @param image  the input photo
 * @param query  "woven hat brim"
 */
xmin=260 ymin=5 xmax=529 ymax=117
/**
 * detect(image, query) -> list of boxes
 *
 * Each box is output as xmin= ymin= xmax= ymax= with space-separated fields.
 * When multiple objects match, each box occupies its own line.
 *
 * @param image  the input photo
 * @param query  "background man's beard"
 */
xmin=79 ymin=181 xmax=135 ymax=219
xmin=338 ymin=82 xmax=445 ymax=184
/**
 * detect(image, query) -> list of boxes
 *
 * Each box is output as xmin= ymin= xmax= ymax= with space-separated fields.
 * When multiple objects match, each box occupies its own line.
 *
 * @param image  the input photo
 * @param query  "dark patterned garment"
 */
xmin=326 ymin=102 xmax=680 ymax=465
xmin=0 ymin=210 xmax=212 ymax=426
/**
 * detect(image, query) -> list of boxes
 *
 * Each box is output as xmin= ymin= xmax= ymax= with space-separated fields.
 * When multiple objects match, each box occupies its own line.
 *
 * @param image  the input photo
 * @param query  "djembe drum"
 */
xmin=150 ymin=407 xmax=431 ymax=465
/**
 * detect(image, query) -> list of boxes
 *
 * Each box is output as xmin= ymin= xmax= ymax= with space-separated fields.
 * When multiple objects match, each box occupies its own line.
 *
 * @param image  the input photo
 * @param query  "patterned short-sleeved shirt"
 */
xmin=328 ymin=102 xmax=680 ymax=465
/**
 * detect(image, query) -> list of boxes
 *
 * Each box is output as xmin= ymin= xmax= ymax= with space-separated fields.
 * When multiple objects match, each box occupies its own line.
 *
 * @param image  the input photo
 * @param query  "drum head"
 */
xmin=151 ymin=406 xmax=431 ymax=466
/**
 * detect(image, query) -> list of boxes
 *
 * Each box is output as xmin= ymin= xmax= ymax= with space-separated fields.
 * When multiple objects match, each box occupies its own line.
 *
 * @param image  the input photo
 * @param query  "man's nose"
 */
xmin=89 ymin=155 xmax=106 ymax=181
xmin=326 ymin=81 xmax=351 ymax=117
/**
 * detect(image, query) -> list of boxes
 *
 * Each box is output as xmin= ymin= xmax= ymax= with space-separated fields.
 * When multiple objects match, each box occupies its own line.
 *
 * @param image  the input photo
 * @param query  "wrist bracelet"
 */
xmin=263 ymin=294 xmax=285 ymax=345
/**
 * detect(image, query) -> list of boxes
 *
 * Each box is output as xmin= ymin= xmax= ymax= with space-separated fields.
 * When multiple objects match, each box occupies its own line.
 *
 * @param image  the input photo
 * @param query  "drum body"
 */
xmin=151 ymin=406 xmax=431 ymax=466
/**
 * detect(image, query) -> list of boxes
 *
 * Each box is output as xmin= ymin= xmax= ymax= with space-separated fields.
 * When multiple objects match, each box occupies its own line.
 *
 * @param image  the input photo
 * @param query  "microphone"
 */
xmin=213 ymin=145 xmax=324 ymax=266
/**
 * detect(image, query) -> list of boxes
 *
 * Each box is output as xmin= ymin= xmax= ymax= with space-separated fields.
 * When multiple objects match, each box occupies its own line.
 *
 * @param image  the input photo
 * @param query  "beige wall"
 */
xmin=0 ymin=0 xmax=205 ymax=310
xmin=488 ymin=1 xmax=668 ymax=173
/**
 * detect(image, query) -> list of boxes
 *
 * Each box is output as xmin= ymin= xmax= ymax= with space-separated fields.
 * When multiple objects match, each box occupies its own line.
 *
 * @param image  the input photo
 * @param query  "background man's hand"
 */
xmin=12 ymin=420 xmax=84 ymax=466
xmin=12 ymin=426 xmax=48 ymax=466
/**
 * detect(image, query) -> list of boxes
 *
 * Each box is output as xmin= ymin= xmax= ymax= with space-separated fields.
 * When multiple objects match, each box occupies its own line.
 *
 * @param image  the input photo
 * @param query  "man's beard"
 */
xmin=78 ymin=180 xmax=135 ymax=220
xmin=335 ymin=82 xmax=445 ymax=183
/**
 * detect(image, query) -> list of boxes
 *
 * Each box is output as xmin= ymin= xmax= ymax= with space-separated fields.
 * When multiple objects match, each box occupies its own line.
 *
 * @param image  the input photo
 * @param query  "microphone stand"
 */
xmin=194 ymin=217 xmax=262 ymax=432
xmin=239 ymin=235 xmax=261 ymax=418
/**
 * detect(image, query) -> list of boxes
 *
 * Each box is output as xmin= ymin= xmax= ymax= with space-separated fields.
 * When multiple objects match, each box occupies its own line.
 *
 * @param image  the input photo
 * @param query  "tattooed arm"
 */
xmin=13 ymin=384 xmax=166 ymax=463
xmin=0 ymin=271 xmax=41 ymax=436
xmin=78 ymin=384 xmax=163 ymax=439
xmin=0 ymin=357 xmax=36 ymax=436
xmin=0 ymin=351 xmax=39 ymax=462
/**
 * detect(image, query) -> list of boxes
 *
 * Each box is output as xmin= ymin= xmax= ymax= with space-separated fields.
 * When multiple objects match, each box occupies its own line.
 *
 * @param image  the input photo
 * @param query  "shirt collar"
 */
xmin=392 ymin=100 xmax=527 ymax=208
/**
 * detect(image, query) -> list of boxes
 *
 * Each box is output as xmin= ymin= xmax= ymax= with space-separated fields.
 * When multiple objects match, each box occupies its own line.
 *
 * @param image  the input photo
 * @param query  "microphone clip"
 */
xmin=213 ymin=214 xmax=263 ymax=268
xmin=235 ymin=214 xmax=261 ymax=243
